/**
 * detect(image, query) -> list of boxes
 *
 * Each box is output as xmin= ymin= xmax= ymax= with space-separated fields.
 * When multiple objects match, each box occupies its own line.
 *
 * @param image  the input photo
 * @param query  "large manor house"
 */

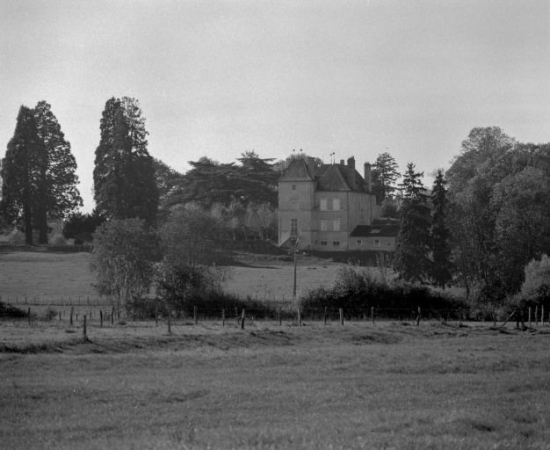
xmin=278 ymin=157 xmax=398 ymax=252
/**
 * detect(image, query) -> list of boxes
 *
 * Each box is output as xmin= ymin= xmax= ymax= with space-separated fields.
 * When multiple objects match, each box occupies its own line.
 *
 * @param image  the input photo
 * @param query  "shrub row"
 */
xmin=299 ymin=266 xmax=467 ymax=320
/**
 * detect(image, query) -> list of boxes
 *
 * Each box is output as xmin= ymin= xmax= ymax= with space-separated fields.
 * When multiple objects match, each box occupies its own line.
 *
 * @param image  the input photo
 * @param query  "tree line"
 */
xmin=1 ymin=98 xmax=549 ymax=312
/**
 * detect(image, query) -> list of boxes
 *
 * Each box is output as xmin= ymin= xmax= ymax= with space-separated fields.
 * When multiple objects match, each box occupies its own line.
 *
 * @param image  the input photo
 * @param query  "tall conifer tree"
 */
xmin=394 ymin=163 xmax=431 ymax=282
xmin=93 ymin=97 xmax=158 ymax=227
xmin=430 ymin=170 xmax=452 ymax=287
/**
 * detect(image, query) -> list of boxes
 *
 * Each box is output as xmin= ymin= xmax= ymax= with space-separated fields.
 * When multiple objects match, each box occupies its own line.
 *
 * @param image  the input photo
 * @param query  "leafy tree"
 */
xmin=447 ymin=127 xmax=550 ymax=301
xmin=93 ymin=97 xmax=158 ymax=227
xmin=372 ymin=152 xmax=401 ymax=202
xmin=156 ymin=204 xmax=229 ymax=316
xmin=90 ymin=218 xmax=160 ymax=313
xmin=430 ymin=170 xmax=452 ymax=288
xmin=519 ymin=255 xmax=550 ymax=304
xmin=273 ymin=152 xmax=322 ymax=173
xmin=394 ymin=163 xmax=431 ymax=282
xmin=63 ymin=209 xmax=106 ymax=243
xmin=166 ymin=152 xmax=278 ymax=209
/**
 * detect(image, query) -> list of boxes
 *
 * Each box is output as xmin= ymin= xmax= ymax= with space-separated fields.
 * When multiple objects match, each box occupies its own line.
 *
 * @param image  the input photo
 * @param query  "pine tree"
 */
xmin=394 ymin=163 xmax=431 ymax=282
xmin=93 ymin=97 xmax=158 ymax=227
xmin=430 ymin=170 xmax=452 ymax=287
xmin=372 ymin=152 xmax=401 ymax=202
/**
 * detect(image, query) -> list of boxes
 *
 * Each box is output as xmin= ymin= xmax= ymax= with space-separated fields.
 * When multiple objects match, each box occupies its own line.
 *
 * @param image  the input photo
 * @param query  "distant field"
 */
xmin=1 ymin=320 xmax=549 ymax=449
xmin=0 ymin=249 xmax=352 ymax=304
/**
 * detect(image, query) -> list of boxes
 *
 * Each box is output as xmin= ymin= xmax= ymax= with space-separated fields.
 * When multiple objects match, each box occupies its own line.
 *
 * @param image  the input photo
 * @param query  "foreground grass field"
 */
xmin=1 ymin=320 xmax=549 ymax=449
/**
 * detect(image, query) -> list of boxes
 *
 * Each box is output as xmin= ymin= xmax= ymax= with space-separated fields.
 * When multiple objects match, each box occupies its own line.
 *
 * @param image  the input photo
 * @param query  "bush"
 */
xmin=0 ymin=301 xmax=27 ymax=319
xmin=300 ymin=265 xmax=466 ymax=320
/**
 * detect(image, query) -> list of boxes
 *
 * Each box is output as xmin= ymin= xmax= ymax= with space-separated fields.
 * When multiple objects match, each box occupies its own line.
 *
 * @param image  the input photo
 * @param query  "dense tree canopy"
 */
xmin=1 ymin=102 xmax=81 ymax=244
xmin=165 ymin=151 xmax=277 ymax=209
xmin=93 ymin=97 xmax=158 ymax=227
xmin=447 ymin=127 xmax=550 ymax=301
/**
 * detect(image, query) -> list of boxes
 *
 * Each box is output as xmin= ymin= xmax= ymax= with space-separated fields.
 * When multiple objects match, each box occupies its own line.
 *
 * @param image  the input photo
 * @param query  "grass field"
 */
xmin=1 ymin=320 xmax=549 ymax=449
xmin=0 ymin=249 xmax=347 ymax=304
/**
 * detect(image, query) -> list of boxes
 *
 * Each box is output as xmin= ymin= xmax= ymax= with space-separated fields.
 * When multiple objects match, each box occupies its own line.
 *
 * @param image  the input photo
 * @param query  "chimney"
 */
xmin=340 ymin=159 xmax=345 ymax=165
xmin=364 ymin=162 xmax=372 ymax=192
xmin=306 ymin=157 xmax=316 ymax=178
xmin=347 ymin=157 xmax=355 ymax=169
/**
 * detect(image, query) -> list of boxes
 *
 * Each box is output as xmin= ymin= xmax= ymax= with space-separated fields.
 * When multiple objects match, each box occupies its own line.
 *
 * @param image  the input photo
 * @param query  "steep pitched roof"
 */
xmin=316 ymin=165 xmax=351 ymax=191
xmin=279 ymin=158 xmax=314 ymax=181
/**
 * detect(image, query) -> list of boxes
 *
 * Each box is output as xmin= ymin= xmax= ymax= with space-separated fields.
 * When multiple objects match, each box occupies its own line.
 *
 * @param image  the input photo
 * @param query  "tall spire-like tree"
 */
xmin=430 ymin=169 xmax=452 ymax=288
xmin=93 ymin=97 xmax=158 ymax=227
xmin=372 ymin=152 xmax=400 ymax=202
xmin=394 ymin=163 xmax=431 ymax=282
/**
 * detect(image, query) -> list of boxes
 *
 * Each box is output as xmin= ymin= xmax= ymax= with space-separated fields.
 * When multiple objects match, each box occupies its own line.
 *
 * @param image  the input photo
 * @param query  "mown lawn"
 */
xmin=1 ymin=321 xmax=549 ymax=449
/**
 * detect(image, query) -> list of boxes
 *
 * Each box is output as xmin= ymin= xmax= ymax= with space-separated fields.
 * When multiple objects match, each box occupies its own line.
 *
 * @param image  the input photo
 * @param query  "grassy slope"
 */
xmin=1 ymin=322 xmax=549 ymax=450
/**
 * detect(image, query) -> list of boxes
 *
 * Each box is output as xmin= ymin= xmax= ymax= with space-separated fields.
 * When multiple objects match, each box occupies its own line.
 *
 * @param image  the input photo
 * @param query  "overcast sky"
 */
xmin=1 ymin=0 xmax=549 ymax=213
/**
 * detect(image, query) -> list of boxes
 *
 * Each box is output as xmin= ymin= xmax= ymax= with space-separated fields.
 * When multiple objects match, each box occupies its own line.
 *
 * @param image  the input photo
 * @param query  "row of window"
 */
xmin=288 ymin=191 xmax=342 ymax=212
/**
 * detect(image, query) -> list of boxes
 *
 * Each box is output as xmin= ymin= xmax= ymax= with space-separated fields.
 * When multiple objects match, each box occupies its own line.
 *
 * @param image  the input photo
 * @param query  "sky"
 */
xmin=1 ymin=0 xmax=549 ymax=213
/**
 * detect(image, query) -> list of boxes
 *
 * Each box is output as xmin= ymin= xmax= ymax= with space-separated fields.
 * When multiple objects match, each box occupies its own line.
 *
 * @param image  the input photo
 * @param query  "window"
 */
xmin=320 ymin=198 xmax=327 ymax=211
xmin=374 ymin=239 xmax=380 ymax=247
xmin=356 ymin=239 xmax=362 ymax=247
xmin=333 ymin=218 xmax=341 ymax=231
xmin=320 ymin=241 xmax=328 ymax=246
xmin=290 ymin=219 xmax=298 ymax=236
xmin=320 ymin=220 xmax=328 ymax=231
xmin=333 ymin=241 xmax=340 ymax=246
xmin=333 ymin=198 xmax=341 ymax=210
xmin=291 ymin=184 xmax=296 ymax=190
xmin=290 ymin=195 xmax=299 ymax=210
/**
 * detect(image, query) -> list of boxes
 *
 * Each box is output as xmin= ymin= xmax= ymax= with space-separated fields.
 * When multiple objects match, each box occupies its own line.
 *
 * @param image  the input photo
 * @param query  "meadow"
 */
xmin=1 ymin=249 xmax=549 ymax=449
xmin=0 ymin=248 xmax=343 ymax=303
xmin=1 ymin=320 xmax=549 ymax=449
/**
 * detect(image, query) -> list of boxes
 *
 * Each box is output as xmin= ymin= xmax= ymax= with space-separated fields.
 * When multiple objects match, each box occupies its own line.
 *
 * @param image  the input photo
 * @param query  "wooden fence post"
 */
xmin=222 ymin=309 xmax=225 ymax=327
xmin=371 ymin=307 xmax=375 ymax=325
xmin=241 ymin=309 xmax=245 ymax=330
xmin=339 ymin=308 xmax=344 ymax=326
xmin=542 ymin=305 xmax=545 ymax=326
xmin=70 ymin=307 xmax=74 ymax=326
xmin=167 ymin=315 xmax=172 ymax=334
xmin=323 ymin=307 xmax=328 ymax=326
xmin=83 ymin=315 xmax=87 ymax=340
xmin=278 ymin=307 xmax=282 ymax=326
xmin=529 ymin=307 xmax=532 ymax=328
xmin=111 ymin=307 xmax=115 ymax=325
xmin=535 ymin=305 xmax=539 ymax=327
xmin=100 ymin=310 xmax=103 ymax=328
xmin=416 ymin=307 xmax=421 ymax=327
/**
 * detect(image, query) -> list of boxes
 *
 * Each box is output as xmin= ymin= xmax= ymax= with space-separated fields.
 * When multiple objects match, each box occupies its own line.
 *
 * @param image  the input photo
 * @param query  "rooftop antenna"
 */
xmin=330 ymin=152 xmax=335 ymax=164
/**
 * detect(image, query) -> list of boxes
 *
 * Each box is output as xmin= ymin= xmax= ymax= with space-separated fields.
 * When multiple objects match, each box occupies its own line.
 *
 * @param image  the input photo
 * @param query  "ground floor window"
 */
xmin=320 ymin=241 xmax=328 ymax=246
xmin=333 ymin=241 xmax=340 ymax=246
xmin=356 ymin=239 xmax=362 ymax=246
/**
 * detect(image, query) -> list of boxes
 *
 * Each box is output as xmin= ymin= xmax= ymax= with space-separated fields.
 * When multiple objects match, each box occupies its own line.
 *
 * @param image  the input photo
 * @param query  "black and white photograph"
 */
xmin=1 ymin=0 xmax=549 ymax=448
